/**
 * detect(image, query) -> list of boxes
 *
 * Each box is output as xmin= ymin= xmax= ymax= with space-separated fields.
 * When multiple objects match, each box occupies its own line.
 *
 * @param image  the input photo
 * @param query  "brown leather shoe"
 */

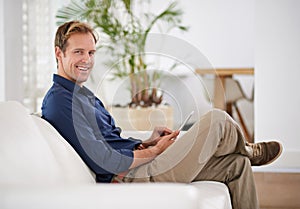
xmin=248 ymin=141 xmax=283 ymax=166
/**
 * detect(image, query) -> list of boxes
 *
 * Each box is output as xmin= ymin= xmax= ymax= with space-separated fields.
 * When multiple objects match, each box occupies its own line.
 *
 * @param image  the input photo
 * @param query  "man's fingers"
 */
xmin=159 ymin=127 xmax=173 ymax=136
xmin=164 ymin=130 xmax=179 ymax=140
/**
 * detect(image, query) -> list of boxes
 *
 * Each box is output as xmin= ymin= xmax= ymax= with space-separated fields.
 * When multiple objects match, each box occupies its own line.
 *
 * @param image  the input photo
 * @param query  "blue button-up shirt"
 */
xmin=42 ymin=74 xmax=142 ymax=182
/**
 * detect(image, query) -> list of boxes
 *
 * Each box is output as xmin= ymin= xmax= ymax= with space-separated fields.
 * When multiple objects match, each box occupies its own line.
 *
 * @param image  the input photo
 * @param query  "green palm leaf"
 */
xmin=56 ymin=0 xmax=88 ymax=25
xmin=55 ymin=0 xmax=188 ymax=107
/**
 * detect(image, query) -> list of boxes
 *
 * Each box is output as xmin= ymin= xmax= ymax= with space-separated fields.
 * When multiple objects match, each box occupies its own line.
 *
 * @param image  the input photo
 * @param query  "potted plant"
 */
xmin=56 ymin=0 xmax=188 ymax=130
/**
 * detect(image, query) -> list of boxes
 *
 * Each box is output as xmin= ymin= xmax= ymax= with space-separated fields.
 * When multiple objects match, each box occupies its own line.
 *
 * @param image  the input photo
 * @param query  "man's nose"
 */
xmin=82 ymin=53 xmax=92 ymax=63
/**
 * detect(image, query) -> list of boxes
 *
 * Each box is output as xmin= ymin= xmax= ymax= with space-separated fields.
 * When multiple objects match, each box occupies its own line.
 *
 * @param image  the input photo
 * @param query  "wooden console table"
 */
xmin=195 ymin=68 xmax=254 ymax=110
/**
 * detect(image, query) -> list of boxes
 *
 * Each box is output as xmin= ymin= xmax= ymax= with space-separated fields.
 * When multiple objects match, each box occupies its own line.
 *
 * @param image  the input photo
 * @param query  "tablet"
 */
xmin=178 ymin=111 xmax=194 ymax=131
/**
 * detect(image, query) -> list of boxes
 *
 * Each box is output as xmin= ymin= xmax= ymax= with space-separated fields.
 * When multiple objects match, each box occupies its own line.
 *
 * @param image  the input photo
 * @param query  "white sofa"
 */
xmin=0 ymin=101 xmax=232 ymax=209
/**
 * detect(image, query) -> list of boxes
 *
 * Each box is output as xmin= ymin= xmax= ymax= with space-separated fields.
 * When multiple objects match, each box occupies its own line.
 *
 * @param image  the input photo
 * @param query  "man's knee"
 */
xmin=203 ymin=108 xmax=228 ymax=123
xmin=235 ymin=154 xmax=250 ymax=166
xmin=198 ymin=109 xmax=228 ymax=133
xmin=231 ymin=154 xmax=252 ymax=175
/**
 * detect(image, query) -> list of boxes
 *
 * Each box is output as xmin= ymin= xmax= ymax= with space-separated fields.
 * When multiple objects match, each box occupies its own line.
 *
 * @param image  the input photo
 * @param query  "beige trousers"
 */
xmin=124 ymin=109 xmax=259 ymax=209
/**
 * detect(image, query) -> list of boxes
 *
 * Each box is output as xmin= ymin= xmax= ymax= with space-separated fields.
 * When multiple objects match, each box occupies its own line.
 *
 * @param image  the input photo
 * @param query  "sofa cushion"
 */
xmin=31 ymin=115 xmax=95 ymax=183
xmin=0 ymin=183 xmax=199 ymax=209
xmin=0 ymin=101 xmax=64 ymax=185
xmin=0 ymin=101 xmax=94 ymax=186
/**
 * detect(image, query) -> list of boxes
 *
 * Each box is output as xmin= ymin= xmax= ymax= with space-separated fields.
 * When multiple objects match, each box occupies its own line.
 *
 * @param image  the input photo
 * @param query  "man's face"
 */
xmin=55 ymin=33 xmax=96 ymax=86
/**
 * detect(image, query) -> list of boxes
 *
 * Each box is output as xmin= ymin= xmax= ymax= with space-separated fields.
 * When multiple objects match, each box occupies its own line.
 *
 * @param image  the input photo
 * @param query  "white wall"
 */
xmin=147 ymin=0 xmax=254 ymax=68
xmin=0 ymin=0 xmax=5 ymax=101
xmin=2 ymin=0 xmax=23 ymax=102
xmin=177 ymin=0 xmax=255 ymax=68
xmin=255 ymin=0 xmax=300 ymax=170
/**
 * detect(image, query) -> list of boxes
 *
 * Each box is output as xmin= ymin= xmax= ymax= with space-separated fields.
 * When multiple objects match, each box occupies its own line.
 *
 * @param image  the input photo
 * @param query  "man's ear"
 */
xmin=55 ymin=46 xmax=63 ymax=61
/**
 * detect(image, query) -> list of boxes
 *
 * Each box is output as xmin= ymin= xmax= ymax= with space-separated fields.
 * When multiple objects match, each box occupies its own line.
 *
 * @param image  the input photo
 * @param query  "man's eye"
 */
xmin=74 ymin=51 xmax=82 ymax=54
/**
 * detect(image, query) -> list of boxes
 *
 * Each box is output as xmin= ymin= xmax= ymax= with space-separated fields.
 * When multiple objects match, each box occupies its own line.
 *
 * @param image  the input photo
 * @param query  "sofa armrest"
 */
xmin=192 ymin=181 xmax=232 ymax=209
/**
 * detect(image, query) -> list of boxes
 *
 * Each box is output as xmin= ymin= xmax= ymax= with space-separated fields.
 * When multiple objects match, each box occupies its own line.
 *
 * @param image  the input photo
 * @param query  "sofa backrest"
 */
xmin=0 ymin=101 xmax=95 ymax=186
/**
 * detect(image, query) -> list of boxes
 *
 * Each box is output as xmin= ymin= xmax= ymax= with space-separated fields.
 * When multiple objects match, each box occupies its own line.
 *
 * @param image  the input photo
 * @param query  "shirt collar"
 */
xmin=53 ymin=74 xmax=94 ymax=98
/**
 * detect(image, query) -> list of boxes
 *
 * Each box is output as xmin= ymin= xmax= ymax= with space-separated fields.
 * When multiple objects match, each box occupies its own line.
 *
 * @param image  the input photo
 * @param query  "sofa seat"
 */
xmin=0 ymin=101 xmax=232 ymax=209
xmin=0 ymin=184 xmax=199 ymax=209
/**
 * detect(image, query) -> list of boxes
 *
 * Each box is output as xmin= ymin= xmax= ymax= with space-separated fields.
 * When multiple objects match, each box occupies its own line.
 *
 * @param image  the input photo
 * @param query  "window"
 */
xmin=22 ymin=0 xmax=68 ymax=112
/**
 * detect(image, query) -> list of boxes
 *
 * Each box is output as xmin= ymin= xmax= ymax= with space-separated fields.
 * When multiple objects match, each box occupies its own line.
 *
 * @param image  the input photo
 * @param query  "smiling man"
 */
xmin=42 ymin=21 xmax=177 ymax=183
xmin=42 ymin=21 xmax=282 ymax=209
xmin=54 ymin=23 xmax=96 ymax=86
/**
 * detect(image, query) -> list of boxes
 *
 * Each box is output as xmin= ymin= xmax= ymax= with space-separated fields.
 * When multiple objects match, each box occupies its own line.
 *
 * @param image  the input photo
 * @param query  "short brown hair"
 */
xmin=54 ymin=20 xmax=98 ymax=53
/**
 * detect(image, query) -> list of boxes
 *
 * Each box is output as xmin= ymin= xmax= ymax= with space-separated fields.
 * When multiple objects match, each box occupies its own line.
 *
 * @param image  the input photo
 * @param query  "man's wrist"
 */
xmin=149 ymin=145 xmax=160 ymax=156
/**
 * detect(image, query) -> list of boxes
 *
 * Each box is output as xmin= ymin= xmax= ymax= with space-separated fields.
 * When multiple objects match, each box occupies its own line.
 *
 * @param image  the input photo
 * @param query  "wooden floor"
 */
xmin=261 ymin=207 xmax=300 ymax=209
xmin=254 ymin=172 xmax=300 ymax=209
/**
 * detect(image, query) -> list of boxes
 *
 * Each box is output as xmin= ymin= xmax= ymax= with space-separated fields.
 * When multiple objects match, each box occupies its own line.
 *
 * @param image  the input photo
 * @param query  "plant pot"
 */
xmin=108 ymin=105 xmax=173 ymax=131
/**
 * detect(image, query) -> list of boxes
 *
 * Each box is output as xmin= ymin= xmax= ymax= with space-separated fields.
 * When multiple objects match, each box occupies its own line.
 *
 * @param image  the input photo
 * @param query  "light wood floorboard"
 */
xmin=254 ymin=172 xmax=300 ymax=209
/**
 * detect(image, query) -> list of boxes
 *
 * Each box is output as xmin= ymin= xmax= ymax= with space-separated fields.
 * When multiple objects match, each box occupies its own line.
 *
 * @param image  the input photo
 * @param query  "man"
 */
xmin=42 ymin=21 xmax=282 ymax=209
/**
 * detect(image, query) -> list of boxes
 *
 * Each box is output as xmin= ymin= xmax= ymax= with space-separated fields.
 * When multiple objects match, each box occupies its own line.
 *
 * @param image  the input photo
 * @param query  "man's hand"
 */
xmin=138 ymin=127 xmax=173 ymax=149
xmin=150 ymin=130 xmax=179 ymax=155
xmin=130 ymin=130 xmax=179 ymax=169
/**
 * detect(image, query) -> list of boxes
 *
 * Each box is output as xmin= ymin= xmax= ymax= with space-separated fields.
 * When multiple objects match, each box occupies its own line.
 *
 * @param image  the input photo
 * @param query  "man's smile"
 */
xmin=76 ymin=65 xmax=90 ymax=72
